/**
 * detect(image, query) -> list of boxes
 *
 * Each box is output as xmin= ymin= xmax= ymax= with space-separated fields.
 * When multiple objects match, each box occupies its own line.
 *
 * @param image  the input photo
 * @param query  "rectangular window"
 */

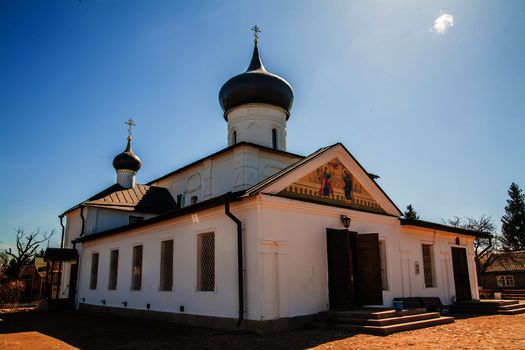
xmin=160 ymin=240 xmax=174 ymax=291
xmin=496 ymin=275 xmax=515 ymax=288
xmin=131 ymin=245 xmax=143 ymax=291
xmin=90 ymin=253 xmax=99 ymax=290
xmin=197 ymin=232 xmax=215 ymax=291
xmin=379 ymin=240 xmax=389 ymax=291
xmin=108 ymin=249 xmax=119 ymax=290
xmin=422 ymin=244 xmax=435 ymax=288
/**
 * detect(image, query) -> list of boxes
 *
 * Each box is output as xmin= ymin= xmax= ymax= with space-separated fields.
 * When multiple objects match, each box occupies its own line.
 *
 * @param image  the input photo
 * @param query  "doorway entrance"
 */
xmin=451 ymin=247 xmax=472 ymax=302
xmin=326 ymin=229 xmax=383 ymax=309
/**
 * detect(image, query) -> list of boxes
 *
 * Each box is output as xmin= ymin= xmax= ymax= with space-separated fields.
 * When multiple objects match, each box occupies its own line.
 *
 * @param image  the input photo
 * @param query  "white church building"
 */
xmin=53 ymin=30 xmax=486 ymax=332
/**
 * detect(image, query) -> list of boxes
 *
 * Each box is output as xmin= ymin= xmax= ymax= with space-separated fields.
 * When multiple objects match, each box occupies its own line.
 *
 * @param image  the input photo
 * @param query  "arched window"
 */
xmin=232 ymin=130 xmax=237 ymax=144
xmin=272 ymin=128 xmax=277 ymax=149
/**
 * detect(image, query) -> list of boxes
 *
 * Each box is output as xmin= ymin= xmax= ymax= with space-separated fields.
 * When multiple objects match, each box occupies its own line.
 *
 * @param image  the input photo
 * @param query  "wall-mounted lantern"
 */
xmin=340 ymin=215 xmax=351 ymax=229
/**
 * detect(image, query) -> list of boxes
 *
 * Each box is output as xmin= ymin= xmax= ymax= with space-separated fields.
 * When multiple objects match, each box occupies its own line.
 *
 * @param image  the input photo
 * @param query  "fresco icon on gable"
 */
xmin=278 ymin=158 xmax=385 ymax=214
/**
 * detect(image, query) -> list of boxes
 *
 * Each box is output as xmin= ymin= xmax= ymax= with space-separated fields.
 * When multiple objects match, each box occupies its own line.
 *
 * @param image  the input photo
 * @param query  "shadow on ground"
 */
xmin=0 ymin=311 xmax=355 ymax=350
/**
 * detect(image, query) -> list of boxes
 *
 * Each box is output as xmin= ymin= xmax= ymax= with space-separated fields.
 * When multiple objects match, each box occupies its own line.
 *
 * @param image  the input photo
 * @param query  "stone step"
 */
xmin=364 ymin=312 xmax=441 ymax=327
xmin=454 ymin=300 xmax=519 ymax=309
xmin=320 ymin=308 xmax=427 ymax=320
xmin=333 ymin=316 xmax=454 ymax=336
xmin=451 ymin=304 xmax=525 ymax=315
xmin=502 ymin=295 xmax=525 ymax=300
xmin=322 ymin=312 xmax=439 ymax=327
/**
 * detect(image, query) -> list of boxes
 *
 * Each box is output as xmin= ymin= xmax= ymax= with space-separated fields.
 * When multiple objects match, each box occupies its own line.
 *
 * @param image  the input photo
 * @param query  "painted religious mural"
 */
xmin=278 ymin=158 xmax=386 ymax=214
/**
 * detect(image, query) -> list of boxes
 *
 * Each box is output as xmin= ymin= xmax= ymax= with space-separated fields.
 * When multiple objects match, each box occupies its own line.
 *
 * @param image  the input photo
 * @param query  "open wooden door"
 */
xmin=451 ymin=247 xmax=472 ymax=301
xmin=326 ymin=229 xmax=356 ymax=309
xmin=355 ymin=233 xmax=383 ymax=305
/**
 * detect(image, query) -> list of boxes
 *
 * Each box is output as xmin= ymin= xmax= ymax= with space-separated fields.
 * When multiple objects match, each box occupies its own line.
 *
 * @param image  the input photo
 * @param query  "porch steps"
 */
xmin=451 ymin=300 xmax=525 ymax=315
xmin=501 ymin=289 xmax=525 ymax=300
xmin=312 ymin=308 xmax=454 ymax=336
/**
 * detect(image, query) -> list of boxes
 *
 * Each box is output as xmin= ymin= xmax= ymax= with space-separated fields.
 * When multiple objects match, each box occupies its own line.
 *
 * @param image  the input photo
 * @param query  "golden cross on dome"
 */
xmin=125 ymin=118 xmax=136 ymax=137
xmin=251 ymin=25 xmax=261 ymax=46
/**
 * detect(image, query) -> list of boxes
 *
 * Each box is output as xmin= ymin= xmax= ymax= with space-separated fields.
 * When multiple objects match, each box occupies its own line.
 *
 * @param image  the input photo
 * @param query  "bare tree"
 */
xmin=445 ymin=215 xmax=499 ymax=274
xmin=3 ymin=228 xmax=54 ymax=278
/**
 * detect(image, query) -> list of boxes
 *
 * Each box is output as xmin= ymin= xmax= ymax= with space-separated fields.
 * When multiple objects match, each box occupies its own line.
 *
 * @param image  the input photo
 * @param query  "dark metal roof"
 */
xmin=73 ymin=191 xmax=245 ymax=244
xmin=400 ymin=218 xmax=492 ymax=238
xmin=44 ymin=248 xmax=79 ymax=262
xmin=62 ymin=184 xmax=177 ymax=215
xmin=113 ymin=136 xmax=142 ymax=171
xmin=481 ymin=251 xmax=525 ymax=272
xmin=219 ymin=44 xmax=294 ymax=119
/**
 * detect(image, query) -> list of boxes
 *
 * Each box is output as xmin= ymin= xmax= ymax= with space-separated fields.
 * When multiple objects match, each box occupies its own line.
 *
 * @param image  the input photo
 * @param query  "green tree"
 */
xmin=501 ymin=182 xmax=525 ymax=250
xmin=403 ymin=204 xmax=420 ymax=220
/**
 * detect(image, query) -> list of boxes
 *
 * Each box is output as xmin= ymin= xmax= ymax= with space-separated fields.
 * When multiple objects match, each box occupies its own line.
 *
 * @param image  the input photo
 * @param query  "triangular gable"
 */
xmin=246 ymin=143 xmax=402 ymax=216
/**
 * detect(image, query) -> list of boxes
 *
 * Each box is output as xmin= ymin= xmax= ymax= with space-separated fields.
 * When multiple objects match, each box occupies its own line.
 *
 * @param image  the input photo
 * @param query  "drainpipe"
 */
xmin=59 ymin=215 xmax=65 ymax=248
xmin=80 ymin=206 xmax=86 ymax=237
xmin=225 ymin=202 xmax=244 ymax=327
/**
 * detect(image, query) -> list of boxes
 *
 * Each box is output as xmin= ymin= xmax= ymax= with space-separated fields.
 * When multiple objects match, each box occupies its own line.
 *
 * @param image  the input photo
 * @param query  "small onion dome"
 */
xmin=112 ymin=136 xmax=142 ymax=171
xmin=218 ymin=44 xmax=294 ymax=120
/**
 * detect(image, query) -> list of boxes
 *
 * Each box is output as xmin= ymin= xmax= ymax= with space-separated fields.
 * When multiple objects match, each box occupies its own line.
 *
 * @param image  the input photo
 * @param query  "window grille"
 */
xmin=108 ymin=249 xmax=119 ymax=290
xmin=422 ymin=244 xmax=435 ymax=287
xmin=131 ymin=245 xmax=143 ymax=291
xmin=160 ymin=240 xmax=174 ymax=291
xmin=90 ymin=253 xmax=99 ymax=290
xmin=497 ymin=275 xmax=515 ymax=288
xmin=197 ymin=232 xmax=215 ymax=291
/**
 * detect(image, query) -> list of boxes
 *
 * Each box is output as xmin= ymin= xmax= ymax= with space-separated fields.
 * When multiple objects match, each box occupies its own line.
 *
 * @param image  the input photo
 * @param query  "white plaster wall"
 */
xmin=399 ymin=227 xmax=478 ymax=303
xmin=77 ymin=206 xmax=242 ymax=319
xmin=152 ymin=144 xmax=300 ymax=202
xmin=65 ymin=209 xmax=83 ymax=247
xmin=93 ymin=208 xmax=155 ymax=233
xmin=254 ymin=194 xmax=402 ymax=319
xmin=227 ymin=105 xmax=287 ymax=151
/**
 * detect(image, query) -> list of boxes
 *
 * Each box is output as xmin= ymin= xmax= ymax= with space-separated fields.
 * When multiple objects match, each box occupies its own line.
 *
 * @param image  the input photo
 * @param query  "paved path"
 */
xmin=0 ymin=311 xmax=524 ymax=349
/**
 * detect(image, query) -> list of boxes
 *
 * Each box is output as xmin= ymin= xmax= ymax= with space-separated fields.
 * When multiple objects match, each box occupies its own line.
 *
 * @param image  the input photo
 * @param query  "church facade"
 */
xmin=57 ymin=32 xmax=486 ymax=331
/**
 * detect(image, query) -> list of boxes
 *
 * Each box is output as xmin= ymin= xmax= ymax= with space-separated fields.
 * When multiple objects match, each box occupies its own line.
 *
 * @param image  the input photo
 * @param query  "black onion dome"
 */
xmin=112 ymin=136 xmax=142 ymax=171
xmin=219 ymin=44 xmax=294 ymax=120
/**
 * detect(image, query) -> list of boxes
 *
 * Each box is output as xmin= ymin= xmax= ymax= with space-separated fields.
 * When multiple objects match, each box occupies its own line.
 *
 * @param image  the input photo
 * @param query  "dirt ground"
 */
xmin=0 ymin=311 xmax=524 ymax=350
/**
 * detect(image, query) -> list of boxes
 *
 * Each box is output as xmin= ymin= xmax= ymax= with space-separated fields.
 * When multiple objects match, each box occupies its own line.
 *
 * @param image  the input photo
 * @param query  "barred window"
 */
xmin=422 ymin=244 xmax=435 ymax=288
xmin=108 ymin=249 xmax=119 ymax=290
xmin=197 ymin=232 xmax=215 ymax=291
xmin=131 ymin=245 xmax=143 ymax=291
xmin=497 ymin=275 xmax=515 ymax=288
xmin=160 ymin=240 xmax=174 ymax=291
xmin=90 ymin=253 xmax=99 ymax=290
xmin=379 ymin=240 xmax=389 ymax=291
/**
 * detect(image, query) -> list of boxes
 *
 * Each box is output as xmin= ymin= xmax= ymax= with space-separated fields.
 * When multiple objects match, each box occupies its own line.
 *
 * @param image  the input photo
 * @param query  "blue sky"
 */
xmin=1 ymin=0 xmax=524 ymax=248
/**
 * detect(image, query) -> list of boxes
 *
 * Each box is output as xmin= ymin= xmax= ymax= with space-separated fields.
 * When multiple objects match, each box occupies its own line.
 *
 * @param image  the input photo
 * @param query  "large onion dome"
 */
xmin=218 ymin=44 xmax=294 ymax=120
xmin=112 ymin=136 xmax=142 ymax=172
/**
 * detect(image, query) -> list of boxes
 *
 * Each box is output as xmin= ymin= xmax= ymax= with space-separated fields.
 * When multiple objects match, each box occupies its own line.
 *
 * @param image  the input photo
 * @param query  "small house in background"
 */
xmin=479 ymin=251 xmax=525 ymax=298
xmin=18 ymin=257 xmax=47 ymax=299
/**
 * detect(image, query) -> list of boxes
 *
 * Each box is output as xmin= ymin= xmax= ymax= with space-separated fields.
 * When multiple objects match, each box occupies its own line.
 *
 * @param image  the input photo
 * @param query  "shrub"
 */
xmin=0 ymin=280 xmax=26 ymax=307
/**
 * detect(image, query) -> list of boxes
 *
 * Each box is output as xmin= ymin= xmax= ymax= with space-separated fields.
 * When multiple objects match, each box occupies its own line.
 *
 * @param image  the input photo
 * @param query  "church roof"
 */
xmin=147 ymin=141 xmax=304 ymax=185
xmin=244 ymin=143 xmax=403 ymax=217
xmin=400 ymin=218 xmax=492 ymax=238
xmin=73 ymin=191 xmax=244 ymax=244
xmin=62 ymin=184 xmax=177 ymax=215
